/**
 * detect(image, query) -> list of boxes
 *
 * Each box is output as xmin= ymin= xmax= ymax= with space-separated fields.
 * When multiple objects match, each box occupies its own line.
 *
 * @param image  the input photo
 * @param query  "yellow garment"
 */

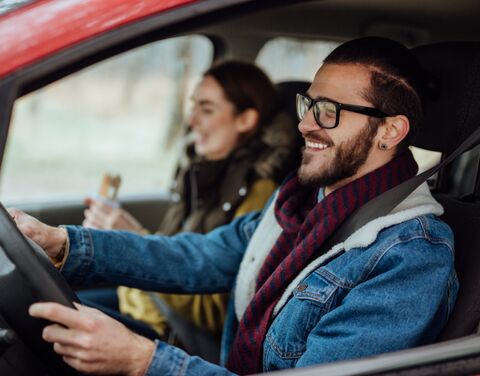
xmin=234 ymin=178 xmax=277 ymax=217
xmin=117 ymin=178 xmax=277 ymax=335
xmin=117 ymin=286 xmax=169 ymax=336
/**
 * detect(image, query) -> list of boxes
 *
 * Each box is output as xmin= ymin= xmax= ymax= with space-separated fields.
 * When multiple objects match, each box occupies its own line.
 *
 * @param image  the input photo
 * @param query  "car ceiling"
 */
xmin=198 ymin=0 xmax=480 ymax=59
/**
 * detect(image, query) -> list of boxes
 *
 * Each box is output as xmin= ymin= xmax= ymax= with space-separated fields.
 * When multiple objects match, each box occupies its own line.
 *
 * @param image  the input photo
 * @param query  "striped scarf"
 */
xmin=226 ymin=150 xmax=418 ymax=374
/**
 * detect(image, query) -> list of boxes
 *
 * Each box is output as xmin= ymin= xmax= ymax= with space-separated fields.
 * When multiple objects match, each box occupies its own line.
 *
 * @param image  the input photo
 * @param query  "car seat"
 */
xmin=411 ymin=42 xmax=480 ymax=342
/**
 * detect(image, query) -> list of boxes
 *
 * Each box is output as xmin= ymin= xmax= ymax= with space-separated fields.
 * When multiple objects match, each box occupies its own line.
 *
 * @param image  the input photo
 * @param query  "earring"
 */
xmin=379 ymin=142 xmax=388 ymax=150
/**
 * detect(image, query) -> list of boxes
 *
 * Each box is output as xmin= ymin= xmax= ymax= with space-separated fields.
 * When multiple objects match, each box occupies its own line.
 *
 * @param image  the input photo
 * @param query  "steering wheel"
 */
xmin=0 ymin=203 xmax=81 ymax=375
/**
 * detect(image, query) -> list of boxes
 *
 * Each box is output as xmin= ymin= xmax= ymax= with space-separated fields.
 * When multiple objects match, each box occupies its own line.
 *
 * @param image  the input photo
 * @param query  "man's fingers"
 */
xmin=43 ymin=324 xmax=93 ymax=348
xmin=53 ymin=342 xmax=97 ymax=361
xmin=7 ymin=208 xmax=36 ymax=237
xmin=29 ymin=302 xmax=97 ymax=332
xmin=7 ymin=207 xmax=21 ymax=221
xmin=74 ymin=302 xmax=118 ymax=322
xmin=74 ymin=302 xmax=102 ymax=315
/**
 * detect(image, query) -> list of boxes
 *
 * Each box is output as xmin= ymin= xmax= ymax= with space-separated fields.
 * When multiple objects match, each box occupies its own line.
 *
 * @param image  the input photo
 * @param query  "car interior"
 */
xmin=0 ymin=0 xmax=480 ymax=375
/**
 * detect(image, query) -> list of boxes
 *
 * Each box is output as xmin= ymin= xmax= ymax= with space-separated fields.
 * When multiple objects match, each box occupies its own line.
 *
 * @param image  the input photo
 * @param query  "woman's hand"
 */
xmin=83 ymin=198 xmax=145 ymax=233
xmin=7 ymin=208 xmax=66 ymax=259
xmin=29 ymin=302 xmax=155 ymax=376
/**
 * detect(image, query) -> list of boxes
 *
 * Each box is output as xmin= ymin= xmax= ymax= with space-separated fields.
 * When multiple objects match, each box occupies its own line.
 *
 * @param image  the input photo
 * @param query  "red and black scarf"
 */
xmin=226 ymin=150 xmax=418 ymax=374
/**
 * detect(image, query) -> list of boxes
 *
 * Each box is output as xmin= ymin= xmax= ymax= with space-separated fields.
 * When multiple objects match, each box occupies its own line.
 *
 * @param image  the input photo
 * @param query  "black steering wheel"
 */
xmin=0 ymin=203 xmax=81 ymax=375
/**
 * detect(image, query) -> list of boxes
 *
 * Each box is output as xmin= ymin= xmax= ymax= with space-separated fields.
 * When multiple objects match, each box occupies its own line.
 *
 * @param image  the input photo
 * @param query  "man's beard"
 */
xmin=298 ymin=121 xmax=379 ymax=188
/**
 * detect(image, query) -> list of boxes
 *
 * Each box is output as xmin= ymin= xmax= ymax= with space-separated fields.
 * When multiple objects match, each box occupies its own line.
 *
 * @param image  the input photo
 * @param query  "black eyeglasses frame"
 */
xmin=296 ymin=93 xmax=393 ymax=129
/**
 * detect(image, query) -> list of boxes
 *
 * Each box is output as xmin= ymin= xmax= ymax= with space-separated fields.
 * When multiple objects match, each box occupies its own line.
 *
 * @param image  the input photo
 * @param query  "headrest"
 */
xmin=276 ymin=80 xmax=310 ymax=124
xmin=412 ymin=42 xmax=480 ymax=154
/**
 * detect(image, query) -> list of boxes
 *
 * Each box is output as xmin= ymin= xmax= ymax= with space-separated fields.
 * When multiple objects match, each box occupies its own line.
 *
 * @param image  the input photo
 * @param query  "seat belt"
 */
xmin=323 ymin=126 xmax=480 ymax=250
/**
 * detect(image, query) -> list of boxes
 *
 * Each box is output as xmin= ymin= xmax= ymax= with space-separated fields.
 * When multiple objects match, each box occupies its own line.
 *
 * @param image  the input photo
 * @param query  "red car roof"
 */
xmin=0 ymin=0 xmax=198 ymax=79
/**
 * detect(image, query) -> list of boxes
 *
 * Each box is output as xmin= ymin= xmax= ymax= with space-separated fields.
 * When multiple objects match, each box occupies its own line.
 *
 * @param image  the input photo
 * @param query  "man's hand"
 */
xmin=7 ymin=208 xmax=66 ymax=259
xmin=83 ymin=198 xmax=145 ymax=233
xmin=29 ymin=302 xmax=155 ymax=376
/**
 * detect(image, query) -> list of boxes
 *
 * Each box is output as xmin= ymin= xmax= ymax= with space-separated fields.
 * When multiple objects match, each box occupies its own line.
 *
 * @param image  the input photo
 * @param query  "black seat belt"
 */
xmin=323 ymin=126 xmax=480 ymax=249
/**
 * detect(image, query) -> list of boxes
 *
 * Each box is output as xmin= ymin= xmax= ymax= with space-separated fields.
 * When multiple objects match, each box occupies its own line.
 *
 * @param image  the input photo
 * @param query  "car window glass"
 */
xmin=0 ymin=35 xmax=213 ymax=204
xmin=256 ymin=37 xmax=339 ymax=82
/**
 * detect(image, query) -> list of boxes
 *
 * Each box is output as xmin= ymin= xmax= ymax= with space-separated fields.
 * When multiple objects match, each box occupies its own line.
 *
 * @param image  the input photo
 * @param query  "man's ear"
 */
xmin=235 ymin=108 xmax=259 ymax=134
xmin=378 ymin=115 xmax=410 ymax=148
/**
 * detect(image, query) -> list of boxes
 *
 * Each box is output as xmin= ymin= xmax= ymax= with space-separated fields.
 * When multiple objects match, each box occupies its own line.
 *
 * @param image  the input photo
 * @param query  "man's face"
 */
xmin=298 ymin=63 xmax=381 ymax=190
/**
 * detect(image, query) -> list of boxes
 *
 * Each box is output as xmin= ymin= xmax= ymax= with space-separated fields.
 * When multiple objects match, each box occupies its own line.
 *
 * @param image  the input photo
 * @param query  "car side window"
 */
xmin=256 ymin=37 xmax=339 ymax=82
xmin=0 ymin=35 xmax=213 ymax=204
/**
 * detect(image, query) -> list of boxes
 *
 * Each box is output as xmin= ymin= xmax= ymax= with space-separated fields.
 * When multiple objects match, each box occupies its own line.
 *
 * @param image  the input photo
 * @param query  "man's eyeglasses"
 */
xmin=296 ymin=93 xmax=392 ymax=129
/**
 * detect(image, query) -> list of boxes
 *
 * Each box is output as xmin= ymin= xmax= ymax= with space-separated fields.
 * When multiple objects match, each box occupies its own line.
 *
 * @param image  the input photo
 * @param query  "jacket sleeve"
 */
xmin=145 ymin=340 xmax=237 ymax=376
xmin=61 ymin=211 xmax=261 ymax=294
xmin=157 ymin=178 xmax=278 ymax=333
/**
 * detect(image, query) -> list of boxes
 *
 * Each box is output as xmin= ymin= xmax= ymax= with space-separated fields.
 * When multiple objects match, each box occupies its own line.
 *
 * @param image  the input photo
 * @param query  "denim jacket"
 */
xmin=62 ymin=183 xmax=458 ymax=375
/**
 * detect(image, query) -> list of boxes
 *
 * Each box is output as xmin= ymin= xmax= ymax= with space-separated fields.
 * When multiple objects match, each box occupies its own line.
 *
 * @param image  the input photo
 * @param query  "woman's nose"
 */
xmin=187 ymin=111 xmax=198 ymax=129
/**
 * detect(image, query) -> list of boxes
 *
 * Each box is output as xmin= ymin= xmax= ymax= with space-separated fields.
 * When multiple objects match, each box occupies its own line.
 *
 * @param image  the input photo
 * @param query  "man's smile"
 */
xmin=305 ymin=140 xmax=330 ymax=150
xmin=304 ymin=138 xmax=333 ymax=152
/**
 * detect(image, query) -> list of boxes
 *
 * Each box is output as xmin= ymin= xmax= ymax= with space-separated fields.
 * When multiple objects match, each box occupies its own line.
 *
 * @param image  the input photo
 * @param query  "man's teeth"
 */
xmin=306 ymin=140 xmax=329 ymax=149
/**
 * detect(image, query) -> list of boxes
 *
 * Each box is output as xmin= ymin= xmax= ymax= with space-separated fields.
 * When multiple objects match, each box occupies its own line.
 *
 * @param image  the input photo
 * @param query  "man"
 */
xmin=11 ymin=37 xmax=458 ymax=376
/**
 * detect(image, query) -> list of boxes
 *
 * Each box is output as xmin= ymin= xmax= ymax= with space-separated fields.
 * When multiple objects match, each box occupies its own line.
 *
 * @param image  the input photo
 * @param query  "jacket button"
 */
xmin=222 ymin=202 xmax=232 ymax=212
xmin=238 ymin=186 xmax=247 ymax=196
xmin=296 ymin=283 xmax=308 ymax=292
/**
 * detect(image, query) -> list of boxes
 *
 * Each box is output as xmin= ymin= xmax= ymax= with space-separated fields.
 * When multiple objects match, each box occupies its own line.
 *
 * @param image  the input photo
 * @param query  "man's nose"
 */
xmin=298 ymin=108 xmax=318 ymax=134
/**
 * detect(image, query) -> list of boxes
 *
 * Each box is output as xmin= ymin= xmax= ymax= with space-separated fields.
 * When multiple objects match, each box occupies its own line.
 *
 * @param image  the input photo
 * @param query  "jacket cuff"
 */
xmin=145 ymin=340 xmax=189 ymax=376
xmin=60 ymin=225 xmax=95 ymax=286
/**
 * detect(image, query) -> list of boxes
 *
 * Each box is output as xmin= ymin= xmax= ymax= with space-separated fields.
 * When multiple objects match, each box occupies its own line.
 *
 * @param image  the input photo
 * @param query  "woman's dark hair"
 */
xmin=204 ymin=61 xmax=279 ymax=129
xmin=324 ymin=37 xmax=425 ymax=151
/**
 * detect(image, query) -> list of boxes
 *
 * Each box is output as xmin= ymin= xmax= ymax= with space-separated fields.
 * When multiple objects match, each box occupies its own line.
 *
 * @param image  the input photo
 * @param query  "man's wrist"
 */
xmin=49 ymin=227 xmax=69 ymax=267
xmin=128 ymin=335 xmax=155 ymax=376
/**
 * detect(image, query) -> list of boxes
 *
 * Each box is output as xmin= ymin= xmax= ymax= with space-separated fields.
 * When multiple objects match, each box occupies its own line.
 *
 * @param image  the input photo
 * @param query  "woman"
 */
xmin=80 ymin=61 xmax=297 ymax=353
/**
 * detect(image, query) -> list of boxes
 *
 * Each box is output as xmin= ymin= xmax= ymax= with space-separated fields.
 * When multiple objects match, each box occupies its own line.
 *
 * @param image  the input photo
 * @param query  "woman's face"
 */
xmin=188 ymin=76 xmax=254 ymax=160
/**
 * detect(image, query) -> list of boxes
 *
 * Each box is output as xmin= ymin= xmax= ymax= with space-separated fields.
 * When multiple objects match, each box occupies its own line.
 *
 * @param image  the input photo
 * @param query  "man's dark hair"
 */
xmin=324 ymin=37 xmax=425 ymax=151
xmin=204 ymin=61 xmax=279 ymax=130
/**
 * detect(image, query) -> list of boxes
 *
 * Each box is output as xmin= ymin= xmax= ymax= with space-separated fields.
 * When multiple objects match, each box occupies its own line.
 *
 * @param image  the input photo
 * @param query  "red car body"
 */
xmin=0 ymin=0 xmax=197 ymax=78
